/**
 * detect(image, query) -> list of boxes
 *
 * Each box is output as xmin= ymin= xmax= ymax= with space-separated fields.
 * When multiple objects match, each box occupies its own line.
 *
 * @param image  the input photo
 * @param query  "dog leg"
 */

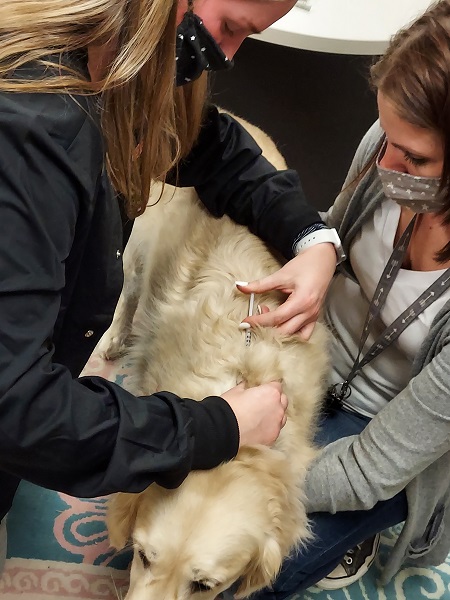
xmin=102 ymin=248 xmax=145 ymax=361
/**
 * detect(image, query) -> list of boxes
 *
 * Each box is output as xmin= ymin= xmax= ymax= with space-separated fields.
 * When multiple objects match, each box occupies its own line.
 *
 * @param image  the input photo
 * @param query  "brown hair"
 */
xmin=0 ymin=0 xmax=208 ymax=218
xmin=370 ymin=0 xmax=450 ymax=261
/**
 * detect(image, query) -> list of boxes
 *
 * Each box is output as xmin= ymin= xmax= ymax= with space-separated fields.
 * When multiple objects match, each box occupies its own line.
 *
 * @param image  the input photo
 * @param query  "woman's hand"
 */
xmin=221 ymin=381 xmax=288 ymax=448
xmin=237 ymin=243 xmax=337 ymax=339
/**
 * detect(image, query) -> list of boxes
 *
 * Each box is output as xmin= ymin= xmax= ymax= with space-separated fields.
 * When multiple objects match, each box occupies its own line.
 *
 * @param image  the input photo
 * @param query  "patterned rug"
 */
xmin=2 ymin=352 xmax=450 ymax=600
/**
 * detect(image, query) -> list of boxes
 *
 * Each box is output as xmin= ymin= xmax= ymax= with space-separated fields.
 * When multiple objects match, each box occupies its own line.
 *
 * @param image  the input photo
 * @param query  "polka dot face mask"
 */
xmin=377 ymin=141 xmax=444 ymax=213
xmin=176 ymin=10 xmax=233 ymax=86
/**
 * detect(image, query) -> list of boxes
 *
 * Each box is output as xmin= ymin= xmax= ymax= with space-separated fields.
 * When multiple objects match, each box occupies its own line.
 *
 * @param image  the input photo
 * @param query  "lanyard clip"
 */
xmin=323 ymin=381 xmax=351 ymax=414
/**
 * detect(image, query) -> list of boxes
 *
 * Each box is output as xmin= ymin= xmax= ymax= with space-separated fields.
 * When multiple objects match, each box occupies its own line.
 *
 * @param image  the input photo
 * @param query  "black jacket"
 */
xmin=0 ymin=60 xmax=322 ymax=498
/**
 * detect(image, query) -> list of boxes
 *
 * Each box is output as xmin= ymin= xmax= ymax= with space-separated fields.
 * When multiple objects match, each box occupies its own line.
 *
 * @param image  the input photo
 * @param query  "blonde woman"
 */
xmin=0 ymin=0 xmax=340 ymax=574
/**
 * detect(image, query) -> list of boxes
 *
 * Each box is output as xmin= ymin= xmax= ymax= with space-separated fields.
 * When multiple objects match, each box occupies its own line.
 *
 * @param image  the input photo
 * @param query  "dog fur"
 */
xmin=103 ymin=114 xmax=329 ymax=600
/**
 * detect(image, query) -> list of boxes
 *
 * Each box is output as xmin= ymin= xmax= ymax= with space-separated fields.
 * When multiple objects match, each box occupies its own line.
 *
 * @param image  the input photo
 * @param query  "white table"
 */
xmin=253 ymin=0 xmax=435 ymax=55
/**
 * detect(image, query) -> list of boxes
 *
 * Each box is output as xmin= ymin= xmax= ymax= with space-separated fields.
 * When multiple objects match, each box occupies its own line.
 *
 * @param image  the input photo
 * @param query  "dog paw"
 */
xmin=102 ymin=335 xmax=130 ymax=361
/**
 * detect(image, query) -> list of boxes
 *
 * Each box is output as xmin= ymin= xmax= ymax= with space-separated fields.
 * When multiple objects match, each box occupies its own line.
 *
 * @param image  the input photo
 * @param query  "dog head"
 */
xmin=107 ymin=446 xmax=309 ymax=600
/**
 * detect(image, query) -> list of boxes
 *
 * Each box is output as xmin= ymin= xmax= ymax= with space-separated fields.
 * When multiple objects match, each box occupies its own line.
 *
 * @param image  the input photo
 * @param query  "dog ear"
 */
xmin=106 ymin=492 xmax=141 ymax=550
xmin=234 ymin=448 xmax=308 ymax=599
xmin=235 ymin=535 xmax=283 ymax=599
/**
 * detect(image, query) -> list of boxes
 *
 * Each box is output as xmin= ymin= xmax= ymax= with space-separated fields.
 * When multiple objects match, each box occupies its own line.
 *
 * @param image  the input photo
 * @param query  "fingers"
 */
xmin=274 ymin=313 xmax=318 ymax=337
xmin=280 ymin=393 xmax=288 ymax=428
xmin=244 ymin=305 xmax=319 ymax=336
xmin=245 ymin=297 xmax=300 ymax=328
xmin=266 ymin=380 xmax=283 ymax=394
xmin=236 ymin=279 xmax=320 ymax=334
xmin=266 ymin=385 xmax=288 ymax=430
xmin=246 ymin=381 xmax=285 ymax=400
xmin=298 ymin=321 xmax=316 ymax=341
xmin=230 ymin=380 xmax=286 ymax=407
xmin=222 ymin=379 xmax=289 ymax=447
xmin=251 ymin=303 xmax=317 ymax=337
xmin=236 ymin=274 xmax=287 ymax=295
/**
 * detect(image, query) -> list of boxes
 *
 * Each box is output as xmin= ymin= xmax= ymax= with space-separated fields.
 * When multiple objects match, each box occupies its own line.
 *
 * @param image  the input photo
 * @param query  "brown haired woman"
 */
xmin=0 ymin=0 xmax=341 ymax=576
xmin=250 ymin=0 xmax=450 ymax=596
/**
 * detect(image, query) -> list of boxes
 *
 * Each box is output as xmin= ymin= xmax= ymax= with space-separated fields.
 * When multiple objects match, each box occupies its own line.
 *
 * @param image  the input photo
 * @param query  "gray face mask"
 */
xmin=377 ymin=142 xmax=444 ymax=213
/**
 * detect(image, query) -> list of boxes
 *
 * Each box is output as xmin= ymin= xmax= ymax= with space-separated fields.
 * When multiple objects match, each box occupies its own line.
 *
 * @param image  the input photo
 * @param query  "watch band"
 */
xmin=294 ymin=228 xmax=346 ymax=265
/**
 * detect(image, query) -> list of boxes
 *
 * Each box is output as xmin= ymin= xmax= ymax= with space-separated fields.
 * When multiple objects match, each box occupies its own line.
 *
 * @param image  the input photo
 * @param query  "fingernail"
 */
xmin=257 ymin=305 xmax=262 ymax=315
xmin=238 ymin=322 xmax=251 ymax=330
xmin=235 ymin=281 xmax=249 ymax=287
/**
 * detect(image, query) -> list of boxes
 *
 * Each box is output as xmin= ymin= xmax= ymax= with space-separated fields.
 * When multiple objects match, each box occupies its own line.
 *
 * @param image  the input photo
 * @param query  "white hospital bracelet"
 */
xmin=294 ymin=228 xmax=346 ymax=265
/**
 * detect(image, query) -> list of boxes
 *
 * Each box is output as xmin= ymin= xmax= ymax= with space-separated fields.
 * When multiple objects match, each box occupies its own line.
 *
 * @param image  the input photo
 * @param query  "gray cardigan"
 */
xmin=304 ymin=122 xmax=450 ymax=584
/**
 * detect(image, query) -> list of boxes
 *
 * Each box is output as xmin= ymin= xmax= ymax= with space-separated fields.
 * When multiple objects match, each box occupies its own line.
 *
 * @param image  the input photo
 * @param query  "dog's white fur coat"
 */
xmin=103 ymin=115 xmax=329 ymax=600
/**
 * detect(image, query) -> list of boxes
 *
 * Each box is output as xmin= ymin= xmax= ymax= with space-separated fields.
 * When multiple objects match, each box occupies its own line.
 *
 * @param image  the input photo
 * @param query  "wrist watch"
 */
xmin=294 ymin=228 xmax=346 ymax=265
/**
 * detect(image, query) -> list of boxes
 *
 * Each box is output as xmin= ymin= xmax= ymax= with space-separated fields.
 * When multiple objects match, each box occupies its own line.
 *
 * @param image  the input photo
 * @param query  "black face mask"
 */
xmin=175 ymin=11 xmax=234 ymax=86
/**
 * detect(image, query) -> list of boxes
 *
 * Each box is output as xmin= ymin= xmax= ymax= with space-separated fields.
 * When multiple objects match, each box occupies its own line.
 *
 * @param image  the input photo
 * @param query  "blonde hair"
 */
xmin=0 ymin=0 xmax=208 ymax=217
xmin=370 ymin=0 xmax=450 ymax=261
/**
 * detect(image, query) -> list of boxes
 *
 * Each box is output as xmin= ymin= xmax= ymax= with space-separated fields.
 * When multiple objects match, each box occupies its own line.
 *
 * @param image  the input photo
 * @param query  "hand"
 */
xmin=237 ymin=243 xmax=336 ymax=339
xmin=221 ymin=381 xmax=288 ymax=447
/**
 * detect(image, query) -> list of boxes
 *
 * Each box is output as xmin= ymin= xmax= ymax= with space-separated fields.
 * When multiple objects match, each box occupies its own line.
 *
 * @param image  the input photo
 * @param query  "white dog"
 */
xmin=103 ymin=114 xmax=329 ymax=600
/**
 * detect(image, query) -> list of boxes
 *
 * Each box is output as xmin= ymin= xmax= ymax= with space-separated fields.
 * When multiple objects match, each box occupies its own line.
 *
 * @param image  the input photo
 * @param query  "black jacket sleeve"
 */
xmin=167 ymin=105 xmax=323 ymax=260
xmin=0 ymin=94 xmax=239 ymax=498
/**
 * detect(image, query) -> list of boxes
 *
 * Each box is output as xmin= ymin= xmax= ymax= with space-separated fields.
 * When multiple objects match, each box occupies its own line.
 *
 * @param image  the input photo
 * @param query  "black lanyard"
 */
xmin=325 ymin=215 xmax=450 ymax=411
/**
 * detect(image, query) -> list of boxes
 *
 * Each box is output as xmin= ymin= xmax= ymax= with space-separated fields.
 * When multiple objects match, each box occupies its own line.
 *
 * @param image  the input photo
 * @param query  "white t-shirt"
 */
xmin=325 ymin=199 xmax=450 ymax=418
